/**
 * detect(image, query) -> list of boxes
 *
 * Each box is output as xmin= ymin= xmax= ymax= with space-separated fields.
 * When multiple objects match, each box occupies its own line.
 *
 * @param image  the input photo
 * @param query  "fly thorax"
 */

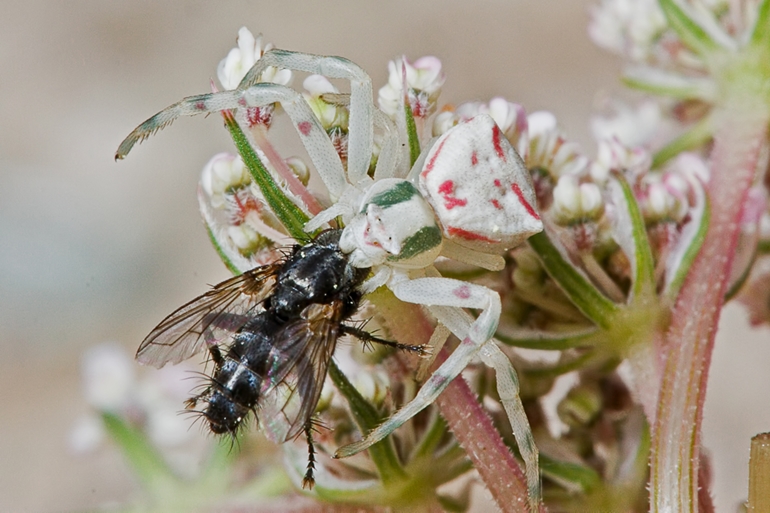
xmin=340 ymin=178 xmax=442 ymax=269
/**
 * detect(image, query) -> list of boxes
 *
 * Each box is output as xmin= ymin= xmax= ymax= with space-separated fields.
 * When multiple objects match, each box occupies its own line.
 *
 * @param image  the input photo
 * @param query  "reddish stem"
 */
xmin=250 ymin=124 xmax=325 ymax=215
xmin=650 ymin=106 xmax=768 ymax=511
xmin=369 ymin=290 xmax=537 ymax=511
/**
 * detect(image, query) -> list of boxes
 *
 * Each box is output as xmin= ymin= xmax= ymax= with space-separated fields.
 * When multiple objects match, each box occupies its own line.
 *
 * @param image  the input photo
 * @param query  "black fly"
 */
xmin=135 ymin=229 xmax=426 ymax=487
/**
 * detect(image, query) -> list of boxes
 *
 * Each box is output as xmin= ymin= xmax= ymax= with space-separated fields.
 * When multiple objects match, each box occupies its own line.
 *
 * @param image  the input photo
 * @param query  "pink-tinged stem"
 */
xmin=650 ymin=105 xmax=768 ymax=512
xmin=433 ymin=350 xmax=542 ymax=513
xmin=250 ymin=124 xmax=325 ymax=215
xmin=369 ymin=290 xmax=539 ymax=512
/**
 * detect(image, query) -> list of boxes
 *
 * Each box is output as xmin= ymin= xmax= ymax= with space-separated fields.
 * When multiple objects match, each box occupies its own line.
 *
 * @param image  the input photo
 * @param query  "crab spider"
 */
xmin=116 ymin=48 xmax=543 ymax=509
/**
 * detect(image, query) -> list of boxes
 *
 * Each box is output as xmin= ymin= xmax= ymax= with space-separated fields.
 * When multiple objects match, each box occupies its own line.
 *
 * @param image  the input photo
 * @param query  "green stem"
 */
xmin=651 ymin=115 xmax=713 ymax=169
xmin=528 ymin=231 xmax=620 ymax=329
xmin=404 ymin=101 xmax=421 ymax=167
xmin=224 ymin=112 xmax=311 ymax=242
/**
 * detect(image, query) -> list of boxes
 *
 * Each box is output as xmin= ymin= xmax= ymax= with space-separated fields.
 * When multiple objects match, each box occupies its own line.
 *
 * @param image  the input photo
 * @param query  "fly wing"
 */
xmin=260 ymin=301 xmax=344 ymax=442
xmin=136 ymin=263 xmax=281 ymax=367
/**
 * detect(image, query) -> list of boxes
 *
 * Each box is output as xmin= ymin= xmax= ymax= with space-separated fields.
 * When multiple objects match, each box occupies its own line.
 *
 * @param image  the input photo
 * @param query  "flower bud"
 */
xmin=378 ymin=55 xmax=445 ymax=119
xmin=201 ymin=153 xmax=251 ymax=209
xmin=217 ymin=27 xmax=292 ymax=90
xmin=551 ymin=175 xmax=605 ymax=225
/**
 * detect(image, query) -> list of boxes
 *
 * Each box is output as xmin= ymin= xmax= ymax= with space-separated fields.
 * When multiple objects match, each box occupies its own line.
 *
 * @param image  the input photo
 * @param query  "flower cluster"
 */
xmin=105 ymin=1 xmax=770 ymax=508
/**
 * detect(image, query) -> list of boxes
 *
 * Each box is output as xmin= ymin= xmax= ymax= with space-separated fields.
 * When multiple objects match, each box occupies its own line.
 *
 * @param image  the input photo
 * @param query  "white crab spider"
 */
xmin=116 ymin=48 xmax=543 ymax=509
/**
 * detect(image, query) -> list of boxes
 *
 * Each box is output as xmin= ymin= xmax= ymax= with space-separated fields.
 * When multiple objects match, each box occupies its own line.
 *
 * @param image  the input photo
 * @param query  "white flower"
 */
xmin=201 ymin=153 xmax=251 ymax=209
xmin=227 ymin=223 xmax=264 ymax=256
xmin=217 ymin=27 xmax=292 ymax=90
xmin=378 ymin=55 xmax=445 ymax=118
xmin=69 ymin=414 xmax=105 ymax=454
xmin=551 ymin=175 xmax=605 ymax=225
xmin=432 ymin=109 xmax=459 ymax=136
xmin=303 ymin=75 xmax=348 ymax=130
xmin=527 ymin=111 xmax=588 ymax=178
xmin=82 ymin=342 xmax=135 ymax=412
xmin=591 ymin=99 xmax=662 ymax=148
xmin=588 ymin=0 xmax=667 ymax=62
xmin=456 ymin=98 xmax=528 ymax=155
xmin=591 ymin=137 xmax=651 ymax=184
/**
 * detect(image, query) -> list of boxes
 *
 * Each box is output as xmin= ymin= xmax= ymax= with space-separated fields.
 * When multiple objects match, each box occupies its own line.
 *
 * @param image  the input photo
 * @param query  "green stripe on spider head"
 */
xmin=388 ymin=225 xmax=443 ymax=262
xmin=366 ymin=181 xmax=421 ymax=210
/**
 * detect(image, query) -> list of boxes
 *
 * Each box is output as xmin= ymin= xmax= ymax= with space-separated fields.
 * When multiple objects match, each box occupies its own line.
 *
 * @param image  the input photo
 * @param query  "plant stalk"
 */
xmin=650 ymin=104 xmax=769 ymax=512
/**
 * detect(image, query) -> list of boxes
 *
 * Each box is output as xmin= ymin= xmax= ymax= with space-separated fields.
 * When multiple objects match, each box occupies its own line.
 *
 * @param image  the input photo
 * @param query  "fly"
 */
xmin=135 ymin=229 xmax=427 ymax=487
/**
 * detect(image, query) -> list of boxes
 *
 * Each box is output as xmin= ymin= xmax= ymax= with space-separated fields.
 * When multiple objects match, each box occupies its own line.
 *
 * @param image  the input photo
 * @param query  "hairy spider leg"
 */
xmin=237 ymin=49 xmax=374 ymax=186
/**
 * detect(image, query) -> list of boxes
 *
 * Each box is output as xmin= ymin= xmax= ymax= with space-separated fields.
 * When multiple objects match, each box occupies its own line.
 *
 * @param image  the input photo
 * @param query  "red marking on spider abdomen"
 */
xmin=511 ymin=183 xmax=540 ymax=220
xmin=471 ymin=151 xmax=478 ymax=166
xmin=492 ymin=124 xmax=506 ymax=161
xmin=421 ymin=135 xmax=449 ymax=177
xmin=298 ymin=121 xmax=312 ymax=136
xmin=447 ymin=226 xmax=498 ymax=243
xmin=437 ymin=180 xmax=467 ymax=210
xmin=490 ymin=199 xmax=503 ymax=210
xmin=195 ymin=101 xmax=206 ymax=110
xmin=453 ymin=285 xmax=471 ymax=299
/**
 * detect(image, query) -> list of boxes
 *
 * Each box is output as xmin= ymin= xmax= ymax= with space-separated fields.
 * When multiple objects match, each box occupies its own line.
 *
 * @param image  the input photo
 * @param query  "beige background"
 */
xmin=1 ymin=1 xmax=768 ymax=511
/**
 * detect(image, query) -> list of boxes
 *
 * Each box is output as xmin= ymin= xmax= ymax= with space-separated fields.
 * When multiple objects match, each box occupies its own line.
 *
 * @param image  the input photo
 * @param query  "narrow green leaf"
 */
xmin=749 ymin=0 xmax=770 ymax=52
xmin=205 ymin=223 xmax=242 ymax=275
xmin=539 ymin=453 xmax=602 ymax=494
xmin=652 ymin=115 xmax=713 ymax=168
xmin=496 ymin=328 xmax=601 ymax=350
xmin=410 ymin=413 xmax=447 ymax=460
xmin=101 ymin=412 xmax=176 ymax=494
xmin=665 ymin=181 xmax=710 ymax=300
xmin=523 ymin=351 xmax=597 ymax=378
xmin=224 ymin=113 xmax=311 ymax=243
xmin=622 ymin=67 xmax=715 ymax=100
xmin=659 ymin=0 xmax=722 ymax=56
xmin=611 ymin=172 xmax=656 ymax=300
xmin=328 ymin=360 xmax=406 ymax=483
xmin=403 ymin=101 xmax=421 ymax=167
xmin=528 ymin=231 xmax=620 ymax=329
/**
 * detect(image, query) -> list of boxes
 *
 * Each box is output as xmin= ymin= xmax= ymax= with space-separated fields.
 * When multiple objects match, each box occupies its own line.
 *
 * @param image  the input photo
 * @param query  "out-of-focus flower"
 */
xmin=217 ymin=27 xmax=292 ymax=90
xmin=591 ymin=99 xmax=663 ymax=148
xmin=69 ymin=414 xmax=105 ymax=454
xmin=378 ymin=55 xmax=445 ymax=119
xmin=82 ymin=342 xmax=135 ymax=412
xmin=591 ymin=137 xmax=652 ymax=184
xmin=431 ymin=107 xmax=459 ymax=137
xmin=588 ymin=0 xmax=667 ymax=62
xmin=638 ymin=174 xmax=689 ymax=224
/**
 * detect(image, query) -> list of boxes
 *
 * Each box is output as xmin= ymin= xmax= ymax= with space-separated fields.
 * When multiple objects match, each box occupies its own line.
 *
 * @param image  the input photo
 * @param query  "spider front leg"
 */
xmin=238 ymin=49 xmax=375 ymax=184
xmin=116 ymin=83 xmax=349 ymax=200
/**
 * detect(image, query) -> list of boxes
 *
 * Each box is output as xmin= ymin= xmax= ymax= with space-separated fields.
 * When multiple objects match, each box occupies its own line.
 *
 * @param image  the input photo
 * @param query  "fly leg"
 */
xmin=340 ymin=325 xmax=429 ymax=356
xmin=302 ymin=422 xmax=317 ymax=489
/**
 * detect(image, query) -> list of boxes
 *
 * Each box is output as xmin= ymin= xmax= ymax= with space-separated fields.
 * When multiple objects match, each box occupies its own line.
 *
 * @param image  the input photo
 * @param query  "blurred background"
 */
xmin=1 ymin=1 xmax=768 ymax=511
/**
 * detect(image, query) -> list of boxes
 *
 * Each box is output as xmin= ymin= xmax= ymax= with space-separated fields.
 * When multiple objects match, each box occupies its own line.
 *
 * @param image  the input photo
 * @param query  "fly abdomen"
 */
xmin=204 ymin=313 xmax=278 ymax=434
